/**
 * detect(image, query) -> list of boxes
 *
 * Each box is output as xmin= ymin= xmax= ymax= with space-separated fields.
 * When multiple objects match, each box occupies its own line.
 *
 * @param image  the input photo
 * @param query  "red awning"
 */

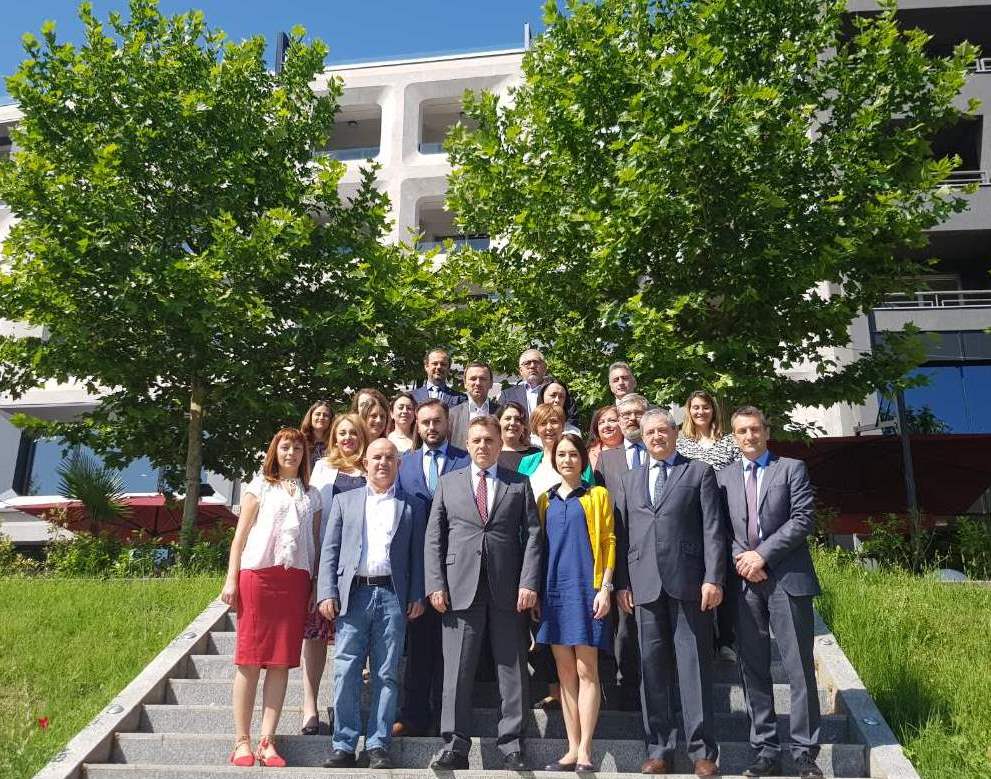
xmin=9 ymin=494 xmax=236 ymax=541
xmin=771 ymin=434 xmax=991 ymax=533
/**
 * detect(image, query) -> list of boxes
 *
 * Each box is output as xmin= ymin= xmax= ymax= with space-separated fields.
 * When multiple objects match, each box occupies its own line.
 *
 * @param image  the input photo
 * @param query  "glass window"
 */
xmin=28 ymin=439 xmax=160 ymax=495
xmin=904 ymin=364 xmax=991 ymax=434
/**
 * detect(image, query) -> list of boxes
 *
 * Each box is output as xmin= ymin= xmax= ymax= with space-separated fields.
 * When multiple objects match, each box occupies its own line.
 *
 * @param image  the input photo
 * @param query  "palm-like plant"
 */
xmin=57 ymin=451 xmax=131 ymax=534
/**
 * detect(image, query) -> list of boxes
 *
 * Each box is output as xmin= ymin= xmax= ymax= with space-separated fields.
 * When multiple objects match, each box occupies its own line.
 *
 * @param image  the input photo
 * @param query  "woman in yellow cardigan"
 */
xmin=534 ymin=433 xmax=616 ymax=772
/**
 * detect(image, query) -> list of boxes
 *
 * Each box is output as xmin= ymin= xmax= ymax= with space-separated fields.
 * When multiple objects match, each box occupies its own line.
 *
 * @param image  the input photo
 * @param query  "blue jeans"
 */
xmin=332 ymin=584 xmax=407 ymax=753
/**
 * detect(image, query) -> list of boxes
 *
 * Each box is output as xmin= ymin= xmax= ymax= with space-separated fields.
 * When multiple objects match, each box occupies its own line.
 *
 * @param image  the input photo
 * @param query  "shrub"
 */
xmin=955 ymin=516 xmax=991 ymax=580
xmin=856 ymin=512 xmax=939 ymax=574
xmin=45 ymin=532 xmax=122 ymax=577
xmin=0 ymin=534 xmax=43 ymax=576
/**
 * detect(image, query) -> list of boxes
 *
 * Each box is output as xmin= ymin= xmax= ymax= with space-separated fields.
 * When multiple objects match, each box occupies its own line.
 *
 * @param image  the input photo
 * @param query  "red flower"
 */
xmin=38 ymin=717 xmax=49 ymax=730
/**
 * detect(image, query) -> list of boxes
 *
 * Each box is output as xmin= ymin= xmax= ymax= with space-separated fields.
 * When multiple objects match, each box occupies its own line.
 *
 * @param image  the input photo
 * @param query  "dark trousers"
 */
xmin=440 ymin=575 xmax=529 ymax=756
xmin=735 ymin=578 xmax=820 ymax=760
xmin=637 ymin=592 xmax=718 ymax=763
xmin=599 ymin=596 xmax=641 ymax=704
xmin=715 ymin=571 xmax=738 ymax=649
xmin=399 ymin=604 xmax=443 ymax=731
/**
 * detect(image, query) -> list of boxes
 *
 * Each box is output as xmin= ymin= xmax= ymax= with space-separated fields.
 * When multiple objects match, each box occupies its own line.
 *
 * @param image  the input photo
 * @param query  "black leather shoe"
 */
xmin=322 ymin=749 xmax=356 ymax=769
xmin=742 ymin=755 xmax=780 ymax=777
xmin=795 ymin=755 xmax=823 ymax=779
xmin=504 ymin=751 xmax=528 ymax=771
xmin=544 ymin=761 xmax=577 ymax=771
xmin=366 ymin=747 xmax=392 ymax=769
xmin=432 ymin=750 xmax=469 ymax=770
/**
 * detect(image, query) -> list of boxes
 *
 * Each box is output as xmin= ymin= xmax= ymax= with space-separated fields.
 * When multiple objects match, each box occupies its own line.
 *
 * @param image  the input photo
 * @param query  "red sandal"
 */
xmin=229 ymin=736 xmax=254 ymax=767
xmin=256 ymin=735 xmax=287 ymax=768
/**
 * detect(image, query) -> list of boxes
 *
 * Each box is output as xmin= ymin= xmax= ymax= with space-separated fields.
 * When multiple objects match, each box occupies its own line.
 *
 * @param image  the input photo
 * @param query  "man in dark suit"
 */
xmin=615 ymin=408 xmax=724 ymax=777
xmin=318 ymin=438 xmax=427 ymax=769
xmin=393 ymin=399 xmax=471 ymax=738
xmin=425 ymin=415 xmax=543 ymax=771
xmin=498 ymin=347 xmax=579 ymax=427
xmin=716 ymin=406 xmax=822 ymax=779
xmin=411 ymin=347 xmax=467 ymax=408
xmin=593 ymin=392 xmax=649 ymax=707
xmin=448 ymin=361 xmax=500 ymax=448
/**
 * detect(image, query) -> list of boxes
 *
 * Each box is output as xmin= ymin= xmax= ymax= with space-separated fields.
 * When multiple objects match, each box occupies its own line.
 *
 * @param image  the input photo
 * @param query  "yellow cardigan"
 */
xmin=536 ymin=484 xmax=616 ymax=589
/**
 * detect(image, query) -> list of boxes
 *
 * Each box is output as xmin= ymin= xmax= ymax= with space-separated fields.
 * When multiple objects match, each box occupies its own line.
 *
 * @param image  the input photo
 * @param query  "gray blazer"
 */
xmin=425 ymin=466 xmax=543 ymax=612
xmin=317 ymin=485 xmax=427 ymax=616
xmin=614 ymin=454 xmax=726 ymax=604
xmin=594 ymin=444 xmax=634 ymax=497
xmin=448 ymin=400 xmax=501 ymax=449
xmin=716 ymin=454 xmax=820 ymax=597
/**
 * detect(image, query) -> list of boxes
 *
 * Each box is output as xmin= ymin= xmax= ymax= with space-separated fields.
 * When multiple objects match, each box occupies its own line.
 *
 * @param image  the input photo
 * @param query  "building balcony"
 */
xmin=316 ymin=146 xmax=380 ymax=162
xmin=415 ymin=236 xmax=490 ymax=253
xmin=878 ymin=288 xmax=991 ymax=309
xmin=874 ymin=287 xmax=991 ymax=332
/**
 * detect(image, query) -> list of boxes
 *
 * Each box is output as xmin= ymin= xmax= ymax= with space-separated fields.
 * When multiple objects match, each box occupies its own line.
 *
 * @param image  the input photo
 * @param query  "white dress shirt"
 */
xmin=625 ymin=439 xmax=646 ymax=469
xmin=467 ymin=398 xmax=491 ymax=419
xmin=647 ymin=455 xmax=677 ymax=505
xmin=525 ymin=382 xmax=541 ymax=414
xmin=470 ymin=462 xmax=496 ymax=515
xmin=422 ymin=441 xmax=450 ymax=484
xmin=358 ymin=483 xmax=398 ymax=577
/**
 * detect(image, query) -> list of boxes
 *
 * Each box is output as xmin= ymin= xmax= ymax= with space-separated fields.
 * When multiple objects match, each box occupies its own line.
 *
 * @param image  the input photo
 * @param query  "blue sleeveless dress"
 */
xmin=535 ymin=486 xmax=612 ymax=652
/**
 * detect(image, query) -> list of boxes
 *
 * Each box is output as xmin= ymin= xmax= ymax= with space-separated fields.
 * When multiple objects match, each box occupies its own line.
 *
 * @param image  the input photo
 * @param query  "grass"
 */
xmin=814 ymin=548 xmax=991 ymax=779
xmin=0 ymin=576 xmax=223 ymax=779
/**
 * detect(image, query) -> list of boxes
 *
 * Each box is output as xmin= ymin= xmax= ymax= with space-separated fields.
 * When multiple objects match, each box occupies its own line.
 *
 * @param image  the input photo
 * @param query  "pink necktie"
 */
xmin=475 ymin=471 xmax=489 ymax=525
xmin=746 ymin=463 xmax=760 ymax=548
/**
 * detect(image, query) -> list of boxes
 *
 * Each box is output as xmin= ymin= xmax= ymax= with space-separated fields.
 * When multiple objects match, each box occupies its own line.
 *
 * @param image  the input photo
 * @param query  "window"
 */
xmin=23 ymin=439 xmax=161 ymax=496
xmin=317 ymin=105 xmax=382 ymax=161
xmin=903 ymin=365 xmax=991 ymax=434
xmin=418 ymin=97 xmax=478 ymax=155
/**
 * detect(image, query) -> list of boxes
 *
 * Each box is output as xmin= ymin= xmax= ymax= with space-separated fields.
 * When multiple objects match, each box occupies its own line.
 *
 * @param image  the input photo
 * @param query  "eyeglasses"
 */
xmin=619 ymin=410 xmax=645 ymax=419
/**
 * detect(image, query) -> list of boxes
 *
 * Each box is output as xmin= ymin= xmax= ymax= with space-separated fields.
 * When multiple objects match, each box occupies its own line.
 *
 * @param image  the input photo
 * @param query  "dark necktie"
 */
xmin=631 ymin=444 xmax=642 ymax=469
xmin=652 ymin=461 xmax=667 ymax=507
xmin=476 ymin=470 xmax=489 ymax=524
xmin=746 ymin=462 xmax=760 ymax=548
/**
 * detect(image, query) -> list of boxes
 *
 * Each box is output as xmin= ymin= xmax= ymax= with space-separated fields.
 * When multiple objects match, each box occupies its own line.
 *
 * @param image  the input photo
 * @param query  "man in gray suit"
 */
xmin=425 ymin=415 xmax=543 ymax=771
xmin=448 ymin=361 xmax=500 ymax=448
xmin=716 ymin=406 xmax=822 ymax=779
xmin=615 ymin=408 xmax=724 ymax=777
xmin=317 ymin=438 xmax=427 ymax=770
xmin=594 ymin=392 xmax=649 ymax=709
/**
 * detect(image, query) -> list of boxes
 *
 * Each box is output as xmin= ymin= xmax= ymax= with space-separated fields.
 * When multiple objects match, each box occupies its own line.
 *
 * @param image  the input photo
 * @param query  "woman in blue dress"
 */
xmin=535 ymin=433 xmax=616 ymax=772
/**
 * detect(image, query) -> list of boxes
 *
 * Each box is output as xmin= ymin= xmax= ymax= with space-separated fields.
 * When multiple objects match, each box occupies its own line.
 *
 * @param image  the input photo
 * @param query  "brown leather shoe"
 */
xmin=694 ymin=758 xmax=720 ymax=777
xmin=641 ymin=758 xmax=670 ymax=774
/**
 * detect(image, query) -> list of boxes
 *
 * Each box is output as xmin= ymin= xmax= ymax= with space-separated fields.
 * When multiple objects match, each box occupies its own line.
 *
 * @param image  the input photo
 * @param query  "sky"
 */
xmin=1 ymin=0 xmax=549 ymax=104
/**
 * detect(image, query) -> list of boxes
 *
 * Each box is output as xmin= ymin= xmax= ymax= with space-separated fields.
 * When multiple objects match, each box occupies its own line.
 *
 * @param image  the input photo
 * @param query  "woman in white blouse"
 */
xmin=221 ymin=428 xmax=322 ymax=768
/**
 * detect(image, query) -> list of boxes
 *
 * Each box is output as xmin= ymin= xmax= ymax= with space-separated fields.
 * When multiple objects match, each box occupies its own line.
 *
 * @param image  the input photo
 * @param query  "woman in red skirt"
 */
xmin=221 ymin=428 xmax=322 ymax=767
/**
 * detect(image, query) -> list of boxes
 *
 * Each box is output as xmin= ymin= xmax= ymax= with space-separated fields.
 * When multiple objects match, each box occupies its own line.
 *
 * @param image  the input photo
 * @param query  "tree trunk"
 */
xmin=179 ymin=380 xmax=206 ymax=561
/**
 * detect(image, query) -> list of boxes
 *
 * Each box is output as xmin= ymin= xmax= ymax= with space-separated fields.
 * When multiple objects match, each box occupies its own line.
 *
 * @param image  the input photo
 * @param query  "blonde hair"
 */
xmin=529 ymin=402 xmax=566 ymax=434
xmin=681 ymin=390 xmax=724 ymax=441
xmin=325 ymin=413 xmax=369 ymax=472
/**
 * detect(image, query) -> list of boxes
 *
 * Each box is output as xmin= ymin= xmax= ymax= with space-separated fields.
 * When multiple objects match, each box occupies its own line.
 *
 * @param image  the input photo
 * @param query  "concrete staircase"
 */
xmin=81 ymin=610 xmax=875 ymax=779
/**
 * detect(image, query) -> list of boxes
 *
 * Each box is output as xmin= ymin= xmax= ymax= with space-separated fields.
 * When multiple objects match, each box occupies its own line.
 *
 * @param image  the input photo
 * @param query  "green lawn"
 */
xmin=0 ymin=577 xmax=222 ymax=779
xmin=814 ymin=549 xmax=991 ymax=779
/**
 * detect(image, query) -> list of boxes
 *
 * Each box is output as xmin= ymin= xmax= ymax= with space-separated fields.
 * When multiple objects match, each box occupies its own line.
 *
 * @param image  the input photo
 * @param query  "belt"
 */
xmin=354 ymin=575 xmax=392 ymax=588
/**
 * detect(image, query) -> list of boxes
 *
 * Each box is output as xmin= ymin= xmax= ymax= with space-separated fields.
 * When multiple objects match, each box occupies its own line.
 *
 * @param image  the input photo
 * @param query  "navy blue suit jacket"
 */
xmin=397 ymin=443 xmax=471 ymax=509
xmin=411 ymin=383 xmax=467 ymax=408
xmin=498 ymin=381 xmax=580 ymax=427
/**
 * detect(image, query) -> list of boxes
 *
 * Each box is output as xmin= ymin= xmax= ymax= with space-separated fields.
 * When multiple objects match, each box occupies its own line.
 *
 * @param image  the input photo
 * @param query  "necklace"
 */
xmin=279 ymin=477 xmax=299 ymax=496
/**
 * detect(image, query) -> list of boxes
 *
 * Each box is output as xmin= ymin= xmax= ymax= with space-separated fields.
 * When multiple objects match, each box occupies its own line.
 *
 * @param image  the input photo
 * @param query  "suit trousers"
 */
xmin=735 ymin=577 xmax=821 ymax=760
xmin=440 ymin=574 xmax=529 ymax=756
xmin=637 ymin=592 xmax=718 ymax=763
xmin=399 ymin=605 xmax=443 ymax=731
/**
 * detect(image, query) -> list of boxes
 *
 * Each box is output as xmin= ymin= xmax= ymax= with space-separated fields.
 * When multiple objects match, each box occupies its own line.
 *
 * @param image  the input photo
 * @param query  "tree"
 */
xmin=441 ymin=0 xmax=977 ymax=427
xmin=0 ymin=0 xmax=432 ymax=554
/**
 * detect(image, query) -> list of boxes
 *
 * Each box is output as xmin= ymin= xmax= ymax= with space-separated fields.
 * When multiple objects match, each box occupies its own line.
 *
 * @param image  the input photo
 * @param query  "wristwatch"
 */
xmin=600 ymin=581 xmax=614 ymax=592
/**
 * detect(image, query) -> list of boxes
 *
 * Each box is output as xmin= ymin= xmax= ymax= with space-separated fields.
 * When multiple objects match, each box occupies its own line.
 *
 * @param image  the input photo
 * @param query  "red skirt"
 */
xmin=235 ymin=566 xmax=311 ymax=668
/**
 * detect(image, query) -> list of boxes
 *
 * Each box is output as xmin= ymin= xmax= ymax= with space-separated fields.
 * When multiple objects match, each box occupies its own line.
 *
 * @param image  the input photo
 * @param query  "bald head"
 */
xmin=364 ymin=438 xmax=399 ymax=492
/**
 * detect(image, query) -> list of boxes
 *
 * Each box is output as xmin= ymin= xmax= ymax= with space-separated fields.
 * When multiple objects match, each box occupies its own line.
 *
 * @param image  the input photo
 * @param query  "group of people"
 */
xmin=218 ymin=347 xmax=824 ymax=779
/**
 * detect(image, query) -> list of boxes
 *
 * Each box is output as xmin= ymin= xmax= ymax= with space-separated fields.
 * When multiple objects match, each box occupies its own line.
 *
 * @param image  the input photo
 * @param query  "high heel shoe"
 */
xmin=301 ymin=715 xmax=320 ymax=736
xmin=229 ymin=736 xmax=255 ymax=767
xmin=255 ymin=735 xmax=287 ymax=768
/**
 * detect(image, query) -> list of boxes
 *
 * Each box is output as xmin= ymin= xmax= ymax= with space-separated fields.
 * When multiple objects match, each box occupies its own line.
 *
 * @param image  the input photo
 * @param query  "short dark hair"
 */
xmin=424 ymin=347 xmax=450 ymax=364
xmin=416 ymin=397 xmax=449 ymax=418
xmin=551 ymin=433 xmax=590 ymax=476
xmin=731 ymin=405 xmax=769 ymax=429
xmin=537 ymin=376 xmax=572 ymax=407
xmin=467 ymin=414 xmax=500 ymax=436
xmin=464 ymin=361 xmax=493 ymax=380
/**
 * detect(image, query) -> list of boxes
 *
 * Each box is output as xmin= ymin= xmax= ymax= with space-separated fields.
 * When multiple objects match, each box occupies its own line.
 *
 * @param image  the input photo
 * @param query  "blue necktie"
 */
xmin=427 ymin=449 xmax=440 ymax=493
xmin=631 ymin=444 xmax=642 ymax=469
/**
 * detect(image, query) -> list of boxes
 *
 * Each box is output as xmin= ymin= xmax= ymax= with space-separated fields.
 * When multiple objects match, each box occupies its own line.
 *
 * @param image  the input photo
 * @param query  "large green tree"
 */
xmin=0 ymin=0 xmax=432 ymax=551
xmin=441 ymin=0 xmax=977 ymax=427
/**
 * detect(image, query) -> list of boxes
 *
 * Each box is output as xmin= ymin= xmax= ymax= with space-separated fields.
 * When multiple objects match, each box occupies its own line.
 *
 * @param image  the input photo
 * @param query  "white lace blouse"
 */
xmin=239 ymin=475 xmax=322 ymax=575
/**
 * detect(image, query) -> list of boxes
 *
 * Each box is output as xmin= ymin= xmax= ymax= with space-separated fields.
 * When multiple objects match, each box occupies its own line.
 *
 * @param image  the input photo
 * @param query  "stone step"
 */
xmin=183 ymin=653 xmax=776 ymax=685
xmin=204 ymin=630 xmax=783 ymax=663
xmin=163 ymin=678 xmax=833 ymax=715
xmin=139 ymin=704 xmax=850 ymax=742
xmin=110 ymin=734 xmax=867 ymax=776
xmin=85 ymin=766 xmax=834 ymax=779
